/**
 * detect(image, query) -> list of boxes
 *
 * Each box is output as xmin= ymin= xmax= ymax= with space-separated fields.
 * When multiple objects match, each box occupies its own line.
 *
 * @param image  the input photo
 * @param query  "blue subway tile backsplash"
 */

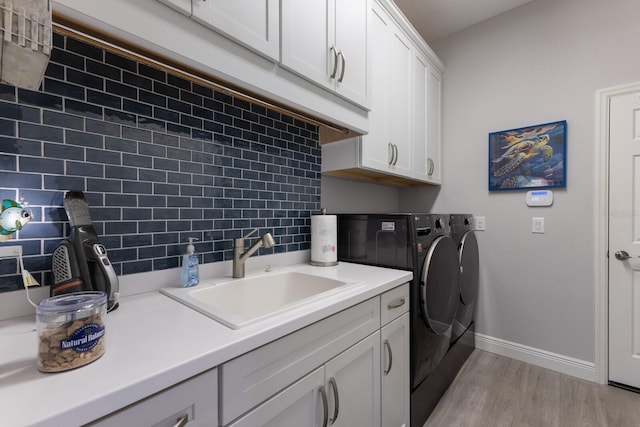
xmin=0 ymin=32 xmax=320 ymax=292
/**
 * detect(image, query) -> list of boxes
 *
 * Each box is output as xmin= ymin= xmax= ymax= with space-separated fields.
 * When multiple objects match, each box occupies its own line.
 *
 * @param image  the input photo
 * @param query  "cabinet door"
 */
xmin=359 ymin=2 xmax=391 ymax=172
xmin=192 ymin=0 xmax=279 ymax=61
xmin=229 ymin=367 xmax=327 ymax=427
xmin=412 ymin=50 xmax=430 ymax=182
xmin=281 ymin=0 xmax=334 ymax=91
xmin=387 ymin=24 xmax=413 ymax=177
xmin=381 ymin=313 xmax=410 ymax=427
xmin=361 ymin=2 xmax=411 ymax=178
xmin=325 ymin=332 xmax=381 ymax=427
xmin=426 ymin=62 xmax=443 ymax=184
xmin=334 ymin=0 xmax=369 ymax=107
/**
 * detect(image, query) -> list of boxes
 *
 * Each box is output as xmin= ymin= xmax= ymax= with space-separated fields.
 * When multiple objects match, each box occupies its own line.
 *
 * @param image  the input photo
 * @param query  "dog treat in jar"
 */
xmin=36 ymin=291 xmax=106 ymax=373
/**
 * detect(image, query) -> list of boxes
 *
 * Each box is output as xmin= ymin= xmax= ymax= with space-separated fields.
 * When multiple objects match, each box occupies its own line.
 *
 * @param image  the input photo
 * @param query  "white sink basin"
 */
xmin=161 ymin=270 xmax=359 ymax=329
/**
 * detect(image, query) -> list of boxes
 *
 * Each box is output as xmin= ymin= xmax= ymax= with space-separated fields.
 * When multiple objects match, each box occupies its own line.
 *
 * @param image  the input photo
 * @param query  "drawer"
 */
xmin=220 ymin=297 xmax=380 ymax=425
xmin=86 ymin=368 xmax=217 ymax=427
xmin=380 ymin=283 xmax=409 ymax=326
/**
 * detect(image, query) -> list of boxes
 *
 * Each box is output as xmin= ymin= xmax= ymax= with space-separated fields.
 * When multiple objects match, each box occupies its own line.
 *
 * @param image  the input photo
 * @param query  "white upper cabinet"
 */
xmin=359 ymin=1 xmax=411 ymax=176
xmin=412 ymin=49 xmax=441 ymax=184
xmin=426 ymin=60 xmax=443 ymax=183
xmin=192 ymin=0 xmax=280 ymax=61
xmin=322 ymin=0 xmax=445 ymax=185
xmin=281 ymin=0 xmax=370 ymax=108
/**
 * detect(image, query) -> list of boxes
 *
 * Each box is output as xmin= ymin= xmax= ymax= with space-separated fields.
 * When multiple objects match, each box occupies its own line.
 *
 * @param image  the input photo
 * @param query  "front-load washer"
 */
xmin=449 ymin=214 xmax=479 ymax=344
xmin=336 ymin=213 xmax=460 ymax=427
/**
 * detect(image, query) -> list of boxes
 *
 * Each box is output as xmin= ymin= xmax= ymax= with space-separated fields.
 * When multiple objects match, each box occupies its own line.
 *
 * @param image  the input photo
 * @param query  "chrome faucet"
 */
xmin=233 ymin=229 xmax=276 ymax=278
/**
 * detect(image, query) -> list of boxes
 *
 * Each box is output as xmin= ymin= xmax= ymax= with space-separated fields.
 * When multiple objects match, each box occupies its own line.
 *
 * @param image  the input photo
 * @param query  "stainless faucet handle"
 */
xmin=242 ymin=228 xmax=258 ymax=240
xmin=234 ymin=228 xmax=258 ymax=247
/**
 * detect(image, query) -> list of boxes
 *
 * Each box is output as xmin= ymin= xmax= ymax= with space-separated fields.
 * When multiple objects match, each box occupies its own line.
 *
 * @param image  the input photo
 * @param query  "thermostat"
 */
xmin=526 ymin=190 xmax=553 ymax=207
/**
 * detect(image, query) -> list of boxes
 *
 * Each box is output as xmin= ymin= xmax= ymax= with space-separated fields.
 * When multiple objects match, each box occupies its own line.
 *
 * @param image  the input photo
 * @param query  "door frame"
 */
xmin=595 ymin=81 xmax=640 ymax=384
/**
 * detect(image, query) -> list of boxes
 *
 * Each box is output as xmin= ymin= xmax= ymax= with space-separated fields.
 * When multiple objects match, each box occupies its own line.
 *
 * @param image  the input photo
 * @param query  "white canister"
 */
xmin=310 ymin=213 xmax=338 ymax=266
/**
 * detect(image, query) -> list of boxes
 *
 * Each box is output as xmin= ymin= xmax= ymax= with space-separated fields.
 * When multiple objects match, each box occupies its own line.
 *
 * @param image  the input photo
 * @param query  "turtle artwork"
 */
xmin=0 ymin=197 xmax=32 ymax=241
xmin=488 ymin=120 xmax=567 ymax=191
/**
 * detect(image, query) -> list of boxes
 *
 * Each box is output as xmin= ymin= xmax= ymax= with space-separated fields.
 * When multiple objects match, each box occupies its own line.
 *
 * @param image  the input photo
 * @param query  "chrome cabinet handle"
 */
xmin=427 ymin=158 xmax=434 ymax=176
xmin=319 ymin=385 xmax=329 ymax=427
xmin=388 ymin=143 xmax=394 ymax=165
xmin=172 ymin=414 xmax=189 ymax=427
xmin=337 ymin=50 xmax=346 ymax=83
xmin=329 ymin=46 xmax=338 ymax=78
xmin=329 ymin=377 xmax=340 ymax=424
xmin=392 ymin=144 xmax=399 ymax=166
xmin=383 ymin=339 xmax=393 ymax=375
xmin=330 ymin=46 xmax=339 ymax=79
xmin=387 ymin=296 xmax=405 ymax=310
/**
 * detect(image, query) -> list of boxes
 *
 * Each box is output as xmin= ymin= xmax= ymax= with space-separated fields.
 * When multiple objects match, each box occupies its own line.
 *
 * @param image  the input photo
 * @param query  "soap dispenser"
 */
xmin=180 ymin=238 xmax=199 ymax=287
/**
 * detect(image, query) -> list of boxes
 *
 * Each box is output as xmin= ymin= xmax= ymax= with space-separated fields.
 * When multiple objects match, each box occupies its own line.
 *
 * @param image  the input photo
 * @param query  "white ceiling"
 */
xmin=393 ymin=0 xmax=535 ymax=43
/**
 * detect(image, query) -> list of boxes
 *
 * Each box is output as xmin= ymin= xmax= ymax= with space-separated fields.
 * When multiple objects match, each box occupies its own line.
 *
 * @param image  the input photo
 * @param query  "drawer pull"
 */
xmin=387 ymin=297 xmax=405 ymax=310
xmin=172 ymin=414 xmax=189 ymax=427
xmin=383 ymin=339 xmax=393 ymax=375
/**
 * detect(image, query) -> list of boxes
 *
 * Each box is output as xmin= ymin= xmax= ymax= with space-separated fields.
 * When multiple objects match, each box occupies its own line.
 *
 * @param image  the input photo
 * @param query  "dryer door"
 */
xmin=459 ymin=230 xmax=479 ymax=306
xmin=420 ymin=235 xmax=460 ymax=334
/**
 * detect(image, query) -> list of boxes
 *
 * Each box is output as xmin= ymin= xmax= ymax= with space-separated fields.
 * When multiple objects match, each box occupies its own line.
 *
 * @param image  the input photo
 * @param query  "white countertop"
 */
xmin=0 ymin=261 xmax=411 ymax=426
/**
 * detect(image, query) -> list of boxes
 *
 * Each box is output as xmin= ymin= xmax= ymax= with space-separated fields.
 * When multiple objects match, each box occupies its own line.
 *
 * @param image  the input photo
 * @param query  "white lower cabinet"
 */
xmin=229 ymin=367 xmax=326 ymax=427
xmin=230 ymin=333 xmax=380 ymax=427
xmin=85 ymin=368 xmax=218 ymax=426
xmin=381 ymin=313 xmax=410 ymax=427
xmin=221 ymin=283 xmax=409 ymax=427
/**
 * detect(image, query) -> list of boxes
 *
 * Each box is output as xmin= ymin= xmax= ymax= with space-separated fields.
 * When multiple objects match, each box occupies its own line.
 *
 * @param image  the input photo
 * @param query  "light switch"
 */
xmin=532 ymin=217 xmax=544 ymax=234
xmin=475 ymin=216 xmax=486 ymax=231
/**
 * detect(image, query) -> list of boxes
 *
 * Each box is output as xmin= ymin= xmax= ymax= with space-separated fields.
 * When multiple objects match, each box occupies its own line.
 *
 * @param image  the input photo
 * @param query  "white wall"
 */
xmin=321 ymin=176 xmax=400 ymax=213
xmin=399 ymin=0 xmax=640 ymax=363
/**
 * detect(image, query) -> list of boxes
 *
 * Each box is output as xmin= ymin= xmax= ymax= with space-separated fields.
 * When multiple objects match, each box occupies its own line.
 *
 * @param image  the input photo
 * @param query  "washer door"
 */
xmin=459 ymin=230 xmax=479 ymax=306
xmin=420 ymin=235 xmax=460 ymax=335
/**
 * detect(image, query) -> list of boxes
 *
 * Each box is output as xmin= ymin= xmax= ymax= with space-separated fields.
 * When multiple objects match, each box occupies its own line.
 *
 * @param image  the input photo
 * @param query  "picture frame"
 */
xmin=488 ymin=120 xmax=567 ymax=191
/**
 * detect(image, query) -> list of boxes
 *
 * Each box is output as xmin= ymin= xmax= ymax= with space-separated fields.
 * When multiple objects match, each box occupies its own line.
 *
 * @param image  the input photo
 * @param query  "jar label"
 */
xmin=60 ymin=323 xmax=105 ymax=352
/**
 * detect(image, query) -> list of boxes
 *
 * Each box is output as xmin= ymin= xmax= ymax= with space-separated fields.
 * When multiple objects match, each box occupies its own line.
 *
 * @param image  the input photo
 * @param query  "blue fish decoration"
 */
xmin=0 ymin=199 xmax=32 ymax=240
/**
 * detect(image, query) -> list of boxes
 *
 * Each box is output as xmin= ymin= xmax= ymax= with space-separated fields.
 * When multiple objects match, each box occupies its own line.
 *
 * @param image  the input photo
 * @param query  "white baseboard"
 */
xmin=475 ymin=333 xmax=596 ymax=383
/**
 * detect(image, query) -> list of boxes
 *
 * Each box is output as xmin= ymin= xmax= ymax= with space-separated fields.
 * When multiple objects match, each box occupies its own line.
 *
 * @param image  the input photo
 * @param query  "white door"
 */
xmin=609 ymin=89 xmax=640 ymax=388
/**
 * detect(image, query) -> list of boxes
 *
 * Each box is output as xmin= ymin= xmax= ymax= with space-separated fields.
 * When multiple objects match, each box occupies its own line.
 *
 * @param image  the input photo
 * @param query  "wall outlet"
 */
xmin=532 ymin=217 xmax=545 ymax=234
xmin=475 ymin=216 xmax=486 ymax=231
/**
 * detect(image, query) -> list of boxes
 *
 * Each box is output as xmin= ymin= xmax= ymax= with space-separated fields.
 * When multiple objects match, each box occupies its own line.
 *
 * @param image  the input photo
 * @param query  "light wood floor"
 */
xmin=424 ymin=349 xmax=640 ymax=427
